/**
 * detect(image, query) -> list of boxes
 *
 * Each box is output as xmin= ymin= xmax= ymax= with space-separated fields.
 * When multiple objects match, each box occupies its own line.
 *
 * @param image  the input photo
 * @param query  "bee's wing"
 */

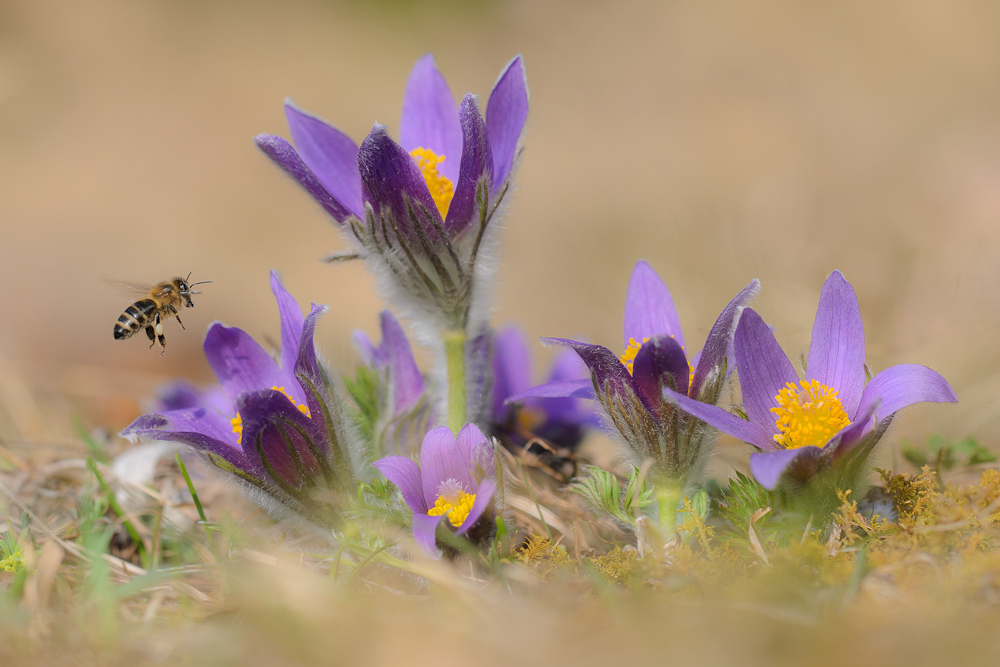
xmin=105 ymin=279 xmax=154 ymax=296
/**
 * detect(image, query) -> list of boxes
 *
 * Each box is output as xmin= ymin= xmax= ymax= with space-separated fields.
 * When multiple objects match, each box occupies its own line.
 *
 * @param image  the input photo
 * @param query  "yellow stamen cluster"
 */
xmin=770 ymin=379 xmax=851 ymax=450
xmin=231 ymin=385 xmax=310 ymax=444
xmin=427 ymin=490 xmax=477 ymax=528
xmin=620 ymin=335 xmax=695 ymax=387
xmin=410 ymin=147 xmax=454 ymax=218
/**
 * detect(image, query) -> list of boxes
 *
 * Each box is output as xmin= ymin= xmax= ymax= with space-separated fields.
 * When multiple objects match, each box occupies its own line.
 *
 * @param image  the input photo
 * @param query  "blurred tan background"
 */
xmin=1 ymin=0 xmax=998 ymax=452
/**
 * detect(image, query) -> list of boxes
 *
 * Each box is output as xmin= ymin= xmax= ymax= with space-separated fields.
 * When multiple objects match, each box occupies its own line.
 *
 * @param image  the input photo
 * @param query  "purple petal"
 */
xmin=631 ymin=335 xmax=690 ymax=403
xmin=661 ymin=387 xmax=775 ymax=450
xmin=204 ymin=323 xmax=284 ymax=400
xmin=352 ymin=329 xmax=384 ymax=367
xmin=358 ymin=123 xmax=443 ymax=237
xmin=399 ymin=53 xmax=462 ymax=184
xmin=828 ymin=400 xmax=880 ymax=459
xmin=750 ymin=448 xmax=821 ymax=490
xmin=541 ymin=338 xmax=655 ymax=416
xmin=412 ymin=513 xmax=443 ymax=560
xmin=445 ymin=94 xmax=493 ymax=235
xmin=270 ymin=271 xmax=305 ymax=378
xmin=373 ymin=456 xmax=428 ymax=514
xmin=237 ymin=389 xmax=323 ymax=487
xmin=486 ymin=54 xmax=529 ymax=194
xmin=806 ymin=270 xmax=866 ymax=416
xmin=293 ymin=304 xmax=329 ymax=418
xmin=492 ymin=326 xmax=533 ymax=422
xmin=123 ymin=409 xmax=259 ymax=478
xmin=690 ymin=279 xmax=760 ymax=399
xmin=283 ymin=102 xmax=363 ymax=218
xmin=379 ymin=311 xmax=425 ymax=414
xmin=254 ymin=134 xmax=357 ymax=224
xmin=505 ymin=379 xmax=596 ymax=403
xmin=623 ymin=260 xmax=684 ymax=349
xmin=549 ymin=348 xmax=589 ymax=383
xmin=156 ymin=381 xmax=203 ymax=411
xmin=541 ymin=349 xmax=597 ymax=424
xmin=419 ymin=426 xmax=474 ymax=507
xmin=856 ymin=364 xmax=958 ymax=423
xmin=457 ymin=423 xmax=494 ymax=478
xmin=455 ymin=478 xmax=496 ymax=535
xmin=734 ymin=309 xmax=798 ymax=435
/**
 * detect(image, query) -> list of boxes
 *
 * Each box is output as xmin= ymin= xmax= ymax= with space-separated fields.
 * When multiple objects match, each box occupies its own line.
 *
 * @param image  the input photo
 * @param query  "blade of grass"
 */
xmin=87 ymin=457 xmax=148 ymax=568
xmin=514 ymin=458 xmax=553 ymax=542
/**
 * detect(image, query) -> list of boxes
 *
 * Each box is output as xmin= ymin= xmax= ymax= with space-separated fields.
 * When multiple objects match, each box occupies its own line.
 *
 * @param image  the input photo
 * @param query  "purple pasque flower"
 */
xmin=491 ymin=325 xmax=597 ymax=458
xmin=254 ymin=53 xmax=529 ymax=332
xmin=373 ymin=424 xmax=496 ymax=559
xmin=510 ymin=260 xmax=760 ymax=490
xmin=352 ymin=310 xmax=434 ymax=456
xmin=123 ymin=272 xmax=353 ymax=527
xmin=663 ymin=270 xmax=958 ymax=491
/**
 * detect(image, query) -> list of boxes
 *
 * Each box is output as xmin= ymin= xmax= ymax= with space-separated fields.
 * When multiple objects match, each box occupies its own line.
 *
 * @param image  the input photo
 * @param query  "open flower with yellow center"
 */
xmin=123 ymin=272 xmax=354 ymax=528
xmin=254 ymin=53 xmax=529 ymax=332
xmin=373 ymin=424 xmax=496 ymax=559
xmin=663 ymin=270 xmax=958 ymax=491
xmin=507 ymin=260 xmax=760 ymax=505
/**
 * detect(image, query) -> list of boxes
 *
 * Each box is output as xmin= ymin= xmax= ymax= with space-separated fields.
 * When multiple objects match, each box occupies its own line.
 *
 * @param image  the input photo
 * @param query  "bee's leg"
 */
xmin=145 ymin=325 xmax=156 ymax=348
xmin=155 ymin=314 xmax=166 ymax=356
xmin=175 ymin=315 xmax=186 ymax=330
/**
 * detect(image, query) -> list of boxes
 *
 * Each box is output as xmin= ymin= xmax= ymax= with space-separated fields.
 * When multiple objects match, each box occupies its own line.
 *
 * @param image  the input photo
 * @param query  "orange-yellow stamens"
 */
xmin=410 ymin=147 xmax=454 ymax=218
xmin=426 ymin=479 xmax=477 ymax=527
xmin=770 ymin=379 xmax=851 ymax=450
xmin=231 ymin=385 xmax=310 ymax=444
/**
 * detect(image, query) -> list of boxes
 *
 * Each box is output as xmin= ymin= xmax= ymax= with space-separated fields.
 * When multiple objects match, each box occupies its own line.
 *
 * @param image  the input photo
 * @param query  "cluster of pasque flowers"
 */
xmin=124 ymin=53 xmax=957 ymax=559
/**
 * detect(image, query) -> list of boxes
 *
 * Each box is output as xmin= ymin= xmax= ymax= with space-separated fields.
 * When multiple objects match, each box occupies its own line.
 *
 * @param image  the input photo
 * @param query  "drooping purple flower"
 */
xmin=373 ymin=424 xmax=496 ymax=559
xmin=352 ymin=310 xmax=434 ymax=456
xmin=491 ymin=325 xmax=597 ymax=460
xmin=510 ymin=260 xmax=760 ymax=491
xmin=662 ymin=270 xmax=958 ymax=491
xmin=122 ymin=272 xmax=353 ymax=527
xmin=254 ymin=54 xmax=529 ymax=332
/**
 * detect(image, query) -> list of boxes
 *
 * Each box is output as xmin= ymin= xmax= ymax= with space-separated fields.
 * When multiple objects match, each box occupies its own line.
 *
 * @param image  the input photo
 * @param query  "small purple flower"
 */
xmin=255 ymin=54 xmax=529 ymax=331
xmin=663 ymin=270 xmax=958 ymax=491
xmin=510 ymin=261 xmax=759 ymax=491
xmin=373 ymin=424 xmax=496 ymax=559
xmin=353 ymin=310 xmax=434 ymax=455
xmin=491 ymin=325 xmax=597 ymax=456
xmin=122 ymin=272 xmax=353 ymax=527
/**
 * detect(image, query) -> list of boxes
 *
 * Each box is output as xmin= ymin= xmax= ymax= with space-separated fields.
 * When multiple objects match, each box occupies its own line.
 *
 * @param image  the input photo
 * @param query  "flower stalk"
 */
xmin=444 ymin=329 xmax=467 ymax=433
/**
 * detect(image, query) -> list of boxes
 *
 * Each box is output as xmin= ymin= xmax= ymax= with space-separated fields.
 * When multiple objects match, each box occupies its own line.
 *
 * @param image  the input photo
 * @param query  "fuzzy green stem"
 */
xmin=655 ymin=481 xmax=684 ymax=535
xmin=444 ymin=329 xmax=467 ymax=433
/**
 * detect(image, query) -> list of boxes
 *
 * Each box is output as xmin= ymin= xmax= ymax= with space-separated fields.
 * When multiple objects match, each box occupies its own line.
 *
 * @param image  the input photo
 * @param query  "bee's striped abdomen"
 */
xmin=113 ymin=299 xmax=158 ymax=340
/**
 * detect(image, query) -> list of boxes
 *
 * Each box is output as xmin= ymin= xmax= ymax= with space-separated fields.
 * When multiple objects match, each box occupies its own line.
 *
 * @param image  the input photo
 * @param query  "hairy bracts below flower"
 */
xmin=663 ymin=270 xmax=958 ymax=495
xmin=122 ymin=272 xmax=354 ymax=529
xmin=510 ymin=261 xmax=760 ymax=502
xmin=373 ymin=424 xmax=496 ymax=559
xmin=254 ymin=53 xmax=529 ymax=333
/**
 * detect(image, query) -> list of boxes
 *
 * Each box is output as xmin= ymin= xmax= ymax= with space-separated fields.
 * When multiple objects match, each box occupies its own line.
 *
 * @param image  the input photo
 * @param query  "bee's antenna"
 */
xmin=189 ymin=280 xmax=212 ymax=287
xmin=185 ymin=271 xmax=192 ymax=282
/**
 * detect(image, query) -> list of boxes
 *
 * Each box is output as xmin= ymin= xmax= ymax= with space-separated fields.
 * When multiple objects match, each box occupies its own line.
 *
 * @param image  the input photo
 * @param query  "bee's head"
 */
xmin=179 ymin=273 xmax=211 ymax=307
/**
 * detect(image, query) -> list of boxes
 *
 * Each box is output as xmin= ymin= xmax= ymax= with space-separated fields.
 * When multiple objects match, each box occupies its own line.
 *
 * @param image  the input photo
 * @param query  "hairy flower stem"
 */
xmin=444 ymin=329 xmax=467 ymax=433
xmin=655 ymin=481 xmax=684 ymax=535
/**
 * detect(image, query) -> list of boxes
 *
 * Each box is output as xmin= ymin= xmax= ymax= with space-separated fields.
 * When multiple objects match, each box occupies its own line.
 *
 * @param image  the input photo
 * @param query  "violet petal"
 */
xmin=749 ymin=448 xmax=821 ymax=490
xmin=419 ymin=426 xmax=474 ymax=507
xmin=690 ymin=279 xmax=760 ymax=399
xmin=204 ymin=323 xmax=284 ymax=400
xmin=358 ymin=123 xmax=444 ymax=237
xmin=270 ymin=271 xmax=305 ymax=379
xmin=828 ymin=400 xmax=880 ymax=459
xmin=806 ymin=270 xmax=866 ymax=416
xmin=661 ymin=387 xmax=775 ymax=450
xmin=254 ymin=134 xmax=357 ymax=224
xmin=412 ymin=513 xmax=443 ymax=560
xmin=631 ymin=334 xmax=690 ymax=403
xmin=399 ymin=53 xmax=462 ymax=184
xmin=379 ymin=311 xmax=425 ymax=414
xmin=856 ymin=363 xmax=958 ymax=422
xmin=492 ymin=327 xmax=533 ymax=422
xmin=541 ymin=338 xmax=655 ymax=416
xmin=283 ymin=102 xmax=363 ymax=218
xmin=373 ymin=456 xmax=428 ymax=514
xmin=237 ymin=389 xmax=322 ymax=487
xmin=734 ymin=308 xmax=798 ymax=436
xmin=445 ymin=94 xmax=493 ymax=235
xmin=456 ymin=478 xmax=496 ymax=535
xmin=623 ymin=260 xmax=684 ymax=349
xmin=505 ymin=379 xmax=596 ymax=403
xmin=486 ymin=55 xmax=529 ymax=194
xmin=293 ymin=303 xmax=330 ymax=419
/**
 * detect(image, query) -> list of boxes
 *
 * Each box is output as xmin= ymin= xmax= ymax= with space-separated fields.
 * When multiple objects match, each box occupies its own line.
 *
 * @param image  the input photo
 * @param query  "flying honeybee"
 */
xmin=112 ymin=274 xmax=210 ymax=354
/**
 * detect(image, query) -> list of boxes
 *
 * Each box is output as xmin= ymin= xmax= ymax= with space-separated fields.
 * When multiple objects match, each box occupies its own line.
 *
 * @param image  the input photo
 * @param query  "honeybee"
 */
xmin=113 ymin=274 xmax=210 ymax=354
